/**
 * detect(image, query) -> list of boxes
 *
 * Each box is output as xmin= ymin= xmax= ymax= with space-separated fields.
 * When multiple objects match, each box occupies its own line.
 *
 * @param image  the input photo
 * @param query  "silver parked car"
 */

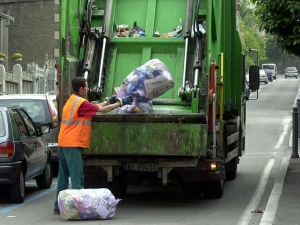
xmin=259 ymin=69 xmax=268 ymax=84
xmin=285 ymin=67 xmax=298 ymax=79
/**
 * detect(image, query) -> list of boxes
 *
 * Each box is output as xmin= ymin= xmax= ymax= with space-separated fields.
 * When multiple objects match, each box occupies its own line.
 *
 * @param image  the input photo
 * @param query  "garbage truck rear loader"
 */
xmin=58 ymin=0 xmax=255 ymax=198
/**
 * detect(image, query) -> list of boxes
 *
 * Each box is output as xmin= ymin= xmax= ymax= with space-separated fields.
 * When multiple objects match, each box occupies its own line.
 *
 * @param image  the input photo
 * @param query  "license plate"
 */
xmin=125 ymin=163 xmax=158 ymax=171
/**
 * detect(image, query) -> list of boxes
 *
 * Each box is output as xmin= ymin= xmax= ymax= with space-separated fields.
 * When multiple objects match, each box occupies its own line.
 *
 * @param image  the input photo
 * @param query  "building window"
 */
xmin=54 ymin=48 xmax=59 ymax=58
xmin=54 ymin=14 xmax=59 ymax=23
xmin=54 ymin=31 xmax=59 ymax=40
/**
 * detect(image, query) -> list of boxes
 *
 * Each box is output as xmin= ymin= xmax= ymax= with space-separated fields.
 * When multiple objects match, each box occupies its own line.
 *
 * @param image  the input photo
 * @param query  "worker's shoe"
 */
xmin=53 ymin=209 xmax=60 ymax=214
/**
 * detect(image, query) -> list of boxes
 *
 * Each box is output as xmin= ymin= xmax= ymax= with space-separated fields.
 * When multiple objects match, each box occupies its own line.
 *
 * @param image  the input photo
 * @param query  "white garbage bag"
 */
xmin=58 ymin=188 xmax=121 ymax=221
xmin=116 ymin=59 xmax=175 ymax=113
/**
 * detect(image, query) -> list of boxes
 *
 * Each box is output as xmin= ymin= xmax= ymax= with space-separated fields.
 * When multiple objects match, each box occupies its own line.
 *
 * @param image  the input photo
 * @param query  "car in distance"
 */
xmin=263 ymin=69 xmax=273 ymax=82
xmin=0 ymin=105 xmax=53 ymax=203
xmin=285 ymin=67 xmax=298 ymax=79
xmin=259 ymin=69 xmax=268 ymax=84
xmin=0 ymin=92 xmax=59 ymax=174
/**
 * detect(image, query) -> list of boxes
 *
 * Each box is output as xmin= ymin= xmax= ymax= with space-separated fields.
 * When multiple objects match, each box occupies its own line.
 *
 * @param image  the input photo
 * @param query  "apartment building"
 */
xmin=0 ymin=0 xmax=59 ymax=69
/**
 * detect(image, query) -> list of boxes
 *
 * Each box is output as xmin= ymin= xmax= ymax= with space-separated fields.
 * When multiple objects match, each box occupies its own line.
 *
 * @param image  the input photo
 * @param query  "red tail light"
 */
xmin=0 ymin=141 xmax=15 ymax=158
xmin=49 ymin=105 xmax=58 ymax=122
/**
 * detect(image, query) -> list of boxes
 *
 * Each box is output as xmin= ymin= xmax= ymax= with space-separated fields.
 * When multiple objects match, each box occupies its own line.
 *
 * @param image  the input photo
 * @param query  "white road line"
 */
xmin=275 ymin=117 xmax=291 ymax=149
xmin=237 ymin=159 xmax=275 ymax=225
xmin=259 ymin=156 xmax=290 ymax=225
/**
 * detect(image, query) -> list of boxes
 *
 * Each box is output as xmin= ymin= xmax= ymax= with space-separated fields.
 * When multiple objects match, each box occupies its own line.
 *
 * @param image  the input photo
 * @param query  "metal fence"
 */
xmin=0 ymin=59 xmax=57 ymax=94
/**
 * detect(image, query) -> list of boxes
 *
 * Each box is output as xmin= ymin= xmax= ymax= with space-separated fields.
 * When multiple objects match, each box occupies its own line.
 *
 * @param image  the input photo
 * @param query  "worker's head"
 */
xmin=72 ymin=77 xmax=88 ymax=97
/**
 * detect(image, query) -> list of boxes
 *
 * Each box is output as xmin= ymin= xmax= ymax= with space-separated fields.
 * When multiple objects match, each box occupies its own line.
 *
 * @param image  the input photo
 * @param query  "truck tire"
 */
xmin=36 ymin=160 xmax=53 ymax=189
xmin=10 ymin=170 xmax=25 ymax=203
xmin=225 ymin=157 xmax=238 ymax=181
xmin=203 ymin=180 xmax=224 ymax=199
xmin=181 ymin=182 xmax=203 ymax=199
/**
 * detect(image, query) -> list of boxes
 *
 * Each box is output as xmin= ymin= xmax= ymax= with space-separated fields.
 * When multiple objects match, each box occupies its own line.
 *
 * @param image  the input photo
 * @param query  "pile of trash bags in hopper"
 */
xmin=58 ymin=188 xmax=121 ymax=221
xmin=114 ymin=19 xmax=182 ymax=38
xmin=116 ymin=59 xmax=175 ymax=113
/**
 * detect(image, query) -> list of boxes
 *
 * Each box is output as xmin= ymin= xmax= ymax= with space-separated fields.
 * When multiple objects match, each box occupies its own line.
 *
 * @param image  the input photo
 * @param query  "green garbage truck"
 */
xmin=57 ymin=0 xmax=258 ymax=198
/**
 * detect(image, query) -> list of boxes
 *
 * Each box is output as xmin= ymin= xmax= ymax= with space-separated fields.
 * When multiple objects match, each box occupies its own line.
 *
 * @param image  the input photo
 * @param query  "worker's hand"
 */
xmin=117 ymin=96 xmax=133 ymax=106
xmin=106 ymin=96 xmax=117 ymax=104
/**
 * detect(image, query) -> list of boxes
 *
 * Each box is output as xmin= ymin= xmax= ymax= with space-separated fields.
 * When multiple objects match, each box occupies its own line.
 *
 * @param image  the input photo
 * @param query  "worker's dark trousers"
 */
xmin=54 ymin=147 xmax=84 ymax=210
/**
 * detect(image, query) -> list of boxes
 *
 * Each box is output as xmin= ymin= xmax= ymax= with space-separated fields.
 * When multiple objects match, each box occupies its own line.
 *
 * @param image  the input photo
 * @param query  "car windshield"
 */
xmin=286 ymin=67 xmax=297 ymax=72
xmin=0 ymin=111 xmax=6 ymax=137
xmin=0 ymin=99 xmax=48 ymax=123
xmin=262 ymin=65 xmax=275 ymax=70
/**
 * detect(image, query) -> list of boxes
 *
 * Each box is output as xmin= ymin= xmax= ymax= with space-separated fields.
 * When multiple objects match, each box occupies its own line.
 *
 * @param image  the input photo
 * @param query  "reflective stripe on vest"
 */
xmin=61 ymin=96 xmax=91 ymax=126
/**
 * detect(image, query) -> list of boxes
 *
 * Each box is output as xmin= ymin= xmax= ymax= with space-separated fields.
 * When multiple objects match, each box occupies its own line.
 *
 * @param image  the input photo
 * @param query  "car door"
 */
xmin=18 ymin=109 xmax=47 ymax=176
xmin=11 ymin=109 xmax=37 ymax=178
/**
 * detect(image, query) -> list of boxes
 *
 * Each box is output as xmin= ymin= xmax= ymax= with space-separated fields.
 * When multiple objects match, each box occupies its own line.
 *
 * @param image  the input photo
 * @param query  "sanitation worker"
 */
xmin=53 ymin=77 xmax=132 ymax=214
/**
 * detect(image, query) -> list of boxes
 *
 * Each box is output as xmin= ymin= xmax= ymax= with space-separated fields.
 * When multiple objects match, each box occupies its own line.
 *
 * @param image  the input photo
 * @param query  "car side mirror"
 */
xmin=249 ymin=65 xmax=260 ymax=91
xmin=35 ymin=122 xmax=51 ymax=136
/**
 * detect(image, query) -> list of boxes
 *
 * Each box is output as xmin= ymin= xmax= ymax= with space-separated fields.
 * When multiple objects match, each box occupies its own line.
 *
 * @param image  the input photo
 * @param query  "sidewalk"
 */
xmin=260 ymin=135 xmax=300 ymax=225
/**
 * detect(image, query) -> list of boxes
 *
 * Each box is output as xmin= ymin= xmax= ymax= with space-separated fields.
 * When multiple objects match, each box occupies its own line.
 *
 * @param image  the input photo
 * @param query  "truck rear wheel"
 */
xmin=181 ymin=182 xmax=203 ymax=199
xmin=203 ymin=180 xmax=224 ymax=199
xmin=225 ymin=157 xmax=238 ymax=181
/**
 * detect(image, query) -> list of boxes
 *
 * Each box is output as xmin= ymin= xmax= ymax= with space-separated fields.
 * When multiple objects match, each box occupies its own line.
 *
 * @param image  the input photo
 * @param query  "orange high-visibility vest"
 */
xmin=58 ymin=94 xmax=92 ymax=148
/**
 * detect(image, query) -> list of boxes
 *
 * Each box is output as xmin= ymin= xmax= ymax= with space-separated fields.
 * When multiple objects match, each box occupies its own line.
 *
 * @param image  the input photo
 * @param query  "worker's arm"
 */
xmin=97 ymin=96 xmax=133 ymax=113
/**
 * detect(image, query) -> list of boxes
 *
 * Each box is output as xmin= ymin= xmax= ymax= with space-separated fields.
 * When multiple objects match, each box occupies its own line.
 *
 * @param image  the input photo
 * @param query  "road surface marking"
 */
xmin=0 ymin=185 xmax=57 ymax=214
xmin=259 ymin=156 xmax=290 ymax=225
xmin=237 ymin=159 xmax=275 ymax=225
xmin=275 ymin=117 xmax=291 ymax=149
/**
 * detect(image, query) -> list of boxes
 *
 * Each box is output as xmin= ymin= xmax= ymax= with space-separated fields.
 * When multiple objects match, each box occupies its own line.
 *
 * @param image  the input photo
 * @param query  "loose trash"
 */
xmin=116 ymin=59 xmax=174 ymax=113
xmin=113 ymin=19 xmax=182 ymax=38
xmin=114 ymin=21 xmax=145 ymax=37
xmin=58 ymin=188 xmax=121 ymax=220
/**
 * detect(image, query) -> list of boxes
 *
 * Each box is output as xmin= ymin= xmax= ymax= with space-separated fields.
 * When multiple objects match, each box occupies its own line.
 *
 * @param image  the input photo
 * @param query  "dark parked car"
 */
xmin=263 ymin=69 xmax=273 ymax=82
xmin=0 ymin=105 xmax=53 ymax=203
xmin=285 ymin=67 xmax=298 ymax=79
xmin=0 ymin=92 xmax=59 ymax=174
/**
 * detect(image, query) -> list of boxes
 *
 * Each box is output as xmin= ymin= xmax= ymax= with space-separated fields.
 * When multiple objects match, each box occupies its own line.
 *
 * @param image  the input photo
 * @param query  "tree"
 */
xmin=250 ymin=0 xmax=300 ymax=57
xmin=238 ymin=0 xmax=267 ymax=68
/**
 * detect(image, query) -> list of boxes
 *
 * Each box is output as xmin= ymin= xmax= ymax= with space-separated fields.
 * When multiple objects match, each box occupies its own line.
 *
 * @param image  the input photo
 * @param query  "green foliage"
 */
xmin=250 ymin=0 xmax=300 ymax=57
xmin=11 ymin=53 xmax=23 ymax=60
xmin=0 ymin=52 xmax=7 ymax=59
xmin=238 ymin=0 xmax=267 ymax=68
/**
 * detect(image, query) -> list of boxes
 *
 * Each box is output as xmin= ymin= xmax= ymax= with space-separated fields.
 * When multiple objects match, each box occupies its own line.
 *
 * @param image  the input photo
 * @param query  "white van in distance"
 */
xmin=261 ymin=63 xmax=277 ymax=80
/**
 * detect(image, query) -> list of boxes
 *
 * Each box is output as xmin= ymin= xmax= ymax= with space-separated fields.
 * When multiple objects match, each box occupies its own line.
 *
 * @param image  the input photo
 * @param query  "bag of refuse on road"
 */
xmin=58 ymin=188 xmax=121 ymax=221
xmin=116 ymin=59 xmax=175 ymax=113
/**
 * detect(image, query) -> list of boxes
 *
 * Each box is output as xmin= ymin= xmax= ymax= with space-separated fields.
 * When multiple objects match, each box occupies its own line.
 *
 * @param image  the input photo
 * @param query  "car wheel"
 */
xmin=10 ymin=170 xmax=25 ymax=203
xmin=36 ymin=160 xmax=53 ymax=189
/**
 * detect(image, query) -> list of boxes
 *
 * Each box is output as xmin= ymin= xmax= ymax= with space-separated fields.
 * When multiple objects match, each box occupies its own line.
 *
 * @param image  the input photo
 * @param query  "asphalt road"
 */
xmin=0 ymin=74 xmax=298 ymax=225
